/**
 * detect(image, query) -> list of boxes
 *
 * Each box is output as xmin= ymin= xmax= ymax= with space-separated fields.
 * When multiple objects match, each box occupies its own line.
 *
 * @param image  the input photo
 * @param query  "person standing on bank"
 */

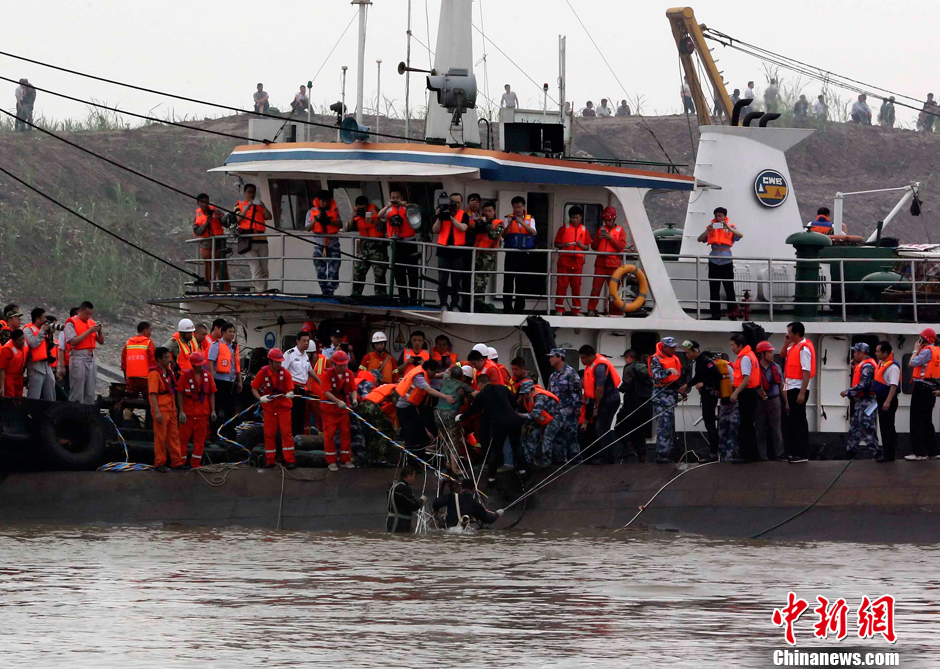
xmin=841 ymin=342 xmax=880 ymax=460
xmin=728 ymin=334 xmax=759 ymax=461
xmin=782 ymin=322 xmax=814 ymax=463
xmin=873 ymin=341 xmax=899 ymax=463
xmin=65 ymin=301 xmax=103 ymax=405
xmin=650 ymin=337 xmax=682 ymax=463
xmin=431 ymin=193 xmax=470 ymax=312
xmin=905 ymin=327 xmax=940 ymax=460
xmin=754 ymin=340 xmax=786 ymax=461
xmin=501 ymin=196 xmax=537 ymax=314
xmin=23 ymin=307 xmax=56 ymax=400
xmin=387 ymin=466 xmax=426 ymax=533
xmin=697 ymin=207 xmax=743 ymax=321
xmin=680 ymin=340 xmax=722 ymax=460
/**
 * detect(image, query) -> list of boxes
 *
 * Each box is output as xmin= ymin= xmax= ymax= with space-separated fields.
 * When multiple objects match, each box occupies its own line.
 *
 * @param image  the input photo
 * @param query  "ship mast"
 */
xmin=352 ymin=0 xmax=372 ymax=125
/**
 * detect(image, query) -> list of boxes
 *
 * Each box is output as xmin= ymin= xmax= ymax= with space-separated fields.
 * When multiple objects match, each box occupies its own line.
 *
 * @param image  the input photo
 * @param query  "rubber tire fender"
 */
xmin=36 ymin=402 xmax=106 ymax=470
xmin=608 ymin=264 xmax=649 ymax=313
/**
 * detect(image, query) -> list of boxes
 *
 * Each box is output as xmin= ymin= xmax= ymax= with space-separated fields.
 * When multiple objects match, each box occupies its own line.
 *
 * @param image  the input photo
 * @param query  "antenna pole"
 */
xmin=340 ymin=65 xmax=348 ymax=142
xmin=558 ymin=35 xmax=566 ymax=114
xmin=376 ymin=59 xmax=382 ymax=135
xmin=405 ymin=0 xmax=412 ymax=138
xmin=353 ymin=0 xmax=372 ymax=125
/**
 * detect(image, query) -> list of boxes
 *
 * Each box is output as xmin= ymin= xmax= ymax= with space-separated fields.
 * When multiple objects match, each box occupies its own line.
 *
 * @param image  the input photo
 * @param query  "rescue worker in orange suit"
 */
xmin=725 ymin=333 xmax=760 ymax=462
xmin=360 ymin=331 xmax=399 ymax=385
xmin=0 ymin=329 xmax=27 ymax=398
xmin=149 ymin=346 xmax=184 ymax=472
xmin=432 ymin=192 xmax=471 ymax=312
xmin=235 ymin=183 xmax=273 ymax=292
xmin=587 ymin=207 xmax=628 ymax=316
xmin=177 ymin=351 xmax=217 ymax=468
xmin=121 ymin=321 xmax=156 ymax=399
xmin=501 ymin=196 xmax=538 ymax=314
xmin=578 ymin=344 xmax=622 ymax=463
xmin=321 ymin=350 xmax=359 ymax=471
xmin=250 ymin=348 xmax=297 ymax=469
xmin=305 ymin=189 xmax=343 ymax=297
xmin=349 ymin=195 xmax=387 ymax=297
xmin=194 ymin=192 xmax=230 ymax=291
xmin=906 ymin=327 xmax=940 ymax=460
xmin=166 ymin=318 xmax=198 ymax=375
xmin=379 ymin=188 xmax=420 ymax=304
xmin=697 ymin=206 xmax=743 ymax=320
xmin=553 ymin=206 xmax=592 ymax=316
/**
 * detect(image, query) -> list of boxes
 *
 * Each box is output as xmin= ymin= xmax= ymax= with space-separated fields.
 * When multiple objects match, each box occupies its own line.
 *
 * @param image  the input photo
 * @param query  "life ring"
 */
xmin=608 ymin=264 xmax=648 ymax=313
xmin=36 ymin=402 xmax=105 ymax=470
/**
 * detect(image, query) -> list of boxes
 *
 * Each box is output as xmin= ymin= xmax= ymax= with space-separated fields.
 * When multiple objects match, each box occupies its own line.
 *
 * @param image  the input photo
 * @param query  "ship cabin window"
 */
xmin=564 ymin=202 xmax=604 ymax=238
xmin=327 ymin=180 xmax=385 ymax=221
xmin=269 ymin=179 xmax=322 ymax=230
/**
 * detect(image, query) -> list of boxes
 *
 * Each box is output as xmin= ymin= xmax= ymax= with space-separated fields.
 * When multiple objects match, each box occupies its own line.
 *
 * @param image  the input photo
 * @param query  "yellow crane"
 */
xmin=666 ymin=7 xmax=733 ymax=125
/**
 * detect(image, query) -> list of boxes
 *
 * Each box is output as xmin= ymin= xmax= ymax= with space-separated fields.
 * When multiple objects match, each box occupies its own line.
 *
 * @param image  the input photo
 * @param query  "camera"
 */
xmin=436 ymin=193 xmax=453 ymax=221
xmin=356 ymin=206 xmax=367 ymax=218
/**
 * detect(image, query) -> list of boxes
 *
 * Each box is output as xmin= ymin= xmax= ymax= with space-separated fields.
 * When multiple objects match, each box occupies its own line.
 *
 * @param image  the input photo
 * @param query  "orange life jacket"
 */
xmin=808 ymin=215 xmax=833 ymax=235
xmin=178 ymin=367 xmax=214 ymax=402
xmin=402 ymin=347 xmax=430 ymax=375
xmin=431 ymin=347 xmax=456 ymax=368
xmin=310 ymin=198 xmax=341 ymax=235
xmin=784 ymin=338 xmax=817 ymax=380
xmin=524 ymin=386 xmax=561 ymax=426
xmin=354 ymin=204 xmax=382 ymax=238
xmin=503 ymin=213 xmax=535 ymax=249
xmin=194 ymin=206 xmax=225 ymax=238
xmin=172 ymin=332 xmax=197 ymax=372
xmin=732 ymin=345 xmax=760 ymax=388
xmin=361 ymin=350 xmax=396 ymax=384
xmin=473 ymin=217 xmax=501 ymax=249
xmin=364 ymin=383 xmax=397 ymax=405
xmin=237 ymin=199 xmax=266 ymax=234
xmin=395 ymin=366 xmax=428 ymax=406
xmin=1 ymin=340 xmax=27 ymax=376
xmin=215 ymin=340 xmax=241 ymax=376
xmin=873 ymin=355 xmax=900 ymax=399
xmin=384 ymin=204 xmax=415 ymax=239
xmin=322 ymin=366 xmax=355 ymax=413
xmin=555 ymin=223 xmax=592 ymax=263
xmin=912 ymin=345 xmax=940 ymax=380
xmin=851 ymin=357 xmax=875 ymax=397
xmin=66 ymin=316 xmax=97 ymax=351
xmin=705 ymin=219 xmax=737 ymax=247
xmin=23 ymin=323 xmax=49 ymax=363
xmin=436 ymin=209 xmax=467 ymax=246
xmin=306 ymin=354 xmax=328 ymax=394
xmin=592 ymin=224 xmax=627 ymax=260
xmin=124 ymin=335 xmax=153 ymax=379
xmin=583 ymin=355 xmax=622 ymax=399
xmin=648 ymin=343 xmax=681 ymax=387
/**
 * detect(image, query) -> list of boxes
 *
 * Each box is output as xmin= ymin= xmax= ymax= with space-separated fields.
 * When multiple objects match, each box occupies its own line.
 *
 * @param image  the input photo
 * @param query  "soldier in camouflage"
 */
xmin=548 ymin=348 xmax=582 ymax=462
xmin=305 ymin=191 xmax=343 ymax=297
xmin=517 ymin=378 xmax=562 ymax=468
xmin=470 ymin=200 xmax=503 ymax=308
xmin=357 ymin=390 xmax=396 ymax=465
xmin=718 ymin=399 xmax=739 ymax=461
xmin=842 ymin=342 xmax=880 ymax=459
xmin=348 ymin=371 xmax=376 ymax=467
xmin=350 ymin=195 xmax=389 ymax=297
xmin=649 ymin=337 xmax=681 ymax=463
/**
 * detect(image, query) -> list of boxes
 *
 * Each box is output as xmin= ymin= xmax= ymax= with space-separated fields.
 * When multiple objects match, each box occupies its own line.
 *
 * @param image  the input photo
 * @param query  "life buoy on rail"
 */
xmin=608 ymin=264 xmax=649 ymax=313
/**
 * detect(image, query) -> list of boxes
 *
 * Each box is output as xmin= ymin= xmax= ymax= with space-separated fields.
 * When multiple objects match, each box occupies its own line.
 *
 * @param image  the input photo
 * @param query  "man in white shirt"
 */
xmin=850 ymin=94 xmax=872 ymax=125
xmin=596 ymin=98 xmax=612 ymax=117
xmin=873 ymin=340 xmax=900 ymax=463
xmin=727 ymin=333 xmax=759 ymax=462
xmin=812 ymin=94 xmax=827 ymax=119
xmin=500 ymin=84 xmax=519 ymax=109
xmin=283 ymin=330 xmax=321 ymax=436
xmin=681 ymin=78 xmax=695 ymax=115
xmin=783 ymin=321 xmax=814 ymax=463
xmin=290 ymin=85 xmax=309 ymax=116
xmin=744 ymin=81 xmax=756 ymax=105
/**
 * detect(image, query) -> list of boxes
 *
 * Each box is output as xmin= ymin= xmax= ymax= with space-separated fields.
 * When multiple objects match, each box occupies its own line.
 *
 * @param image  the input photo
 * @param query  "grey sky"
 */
xmin=5 ymin=0 xmax=935 ymax=129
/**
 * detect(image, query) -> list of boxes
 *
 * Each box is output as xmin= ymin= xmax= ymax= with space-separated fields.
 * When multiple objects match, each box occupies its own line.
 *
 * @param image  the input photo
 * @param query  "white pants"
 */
xmin=27 ymin=365 xmax=56 ymax=400
xmin=68 ymin=354 xmax=97 ymax=405
xmin=241 ymin=241 xmax=269 ymax=292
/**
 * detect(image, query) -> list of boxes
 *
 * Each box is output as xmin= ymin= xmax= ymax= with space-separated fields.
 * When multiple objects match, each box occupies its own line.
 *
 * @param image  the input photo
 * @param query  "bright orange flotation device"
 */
xmin=608 ymin=264 xmax=648 ymax=313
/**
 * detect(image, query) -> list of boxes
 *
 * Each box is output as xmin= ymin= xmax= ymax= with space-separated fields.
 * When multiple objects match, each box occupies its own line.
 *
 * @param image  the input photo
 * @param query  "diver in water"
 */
xmin=432 ymin=478 xmax=503 ymax=530
xmin=387 ymin=466 xmax=426 ymax=533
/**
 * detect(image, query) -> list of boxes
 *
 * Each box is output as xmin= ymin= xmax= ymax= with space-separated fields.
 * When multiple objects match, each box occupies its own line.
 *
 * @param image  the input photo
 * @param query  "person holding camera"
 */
xmin=501 ymin=196 xmax=538 ymax=314
xmin=378 ymin=189 xmax=420 ymax=303
xmin=23 ymin=307 xmax=56 ymax=401
xmin=65 ymin=301 xmax=104 ymax=405
xmin=697 ymin=206 xmax=743 ymax=320
xmin=305 ymin=190 xmax=343 ymax=297
xmin=193 ymin=193 xmax=230 ymax=291
xmin=431 ymin=192 xmax=470 ymax=312
xmin=349 ymin=195 xmax=388 ymax=297
xmin=471 ymin=200 xmax=503 ymax=311
xmin=235 ymin=184 xmax=272 ymax=292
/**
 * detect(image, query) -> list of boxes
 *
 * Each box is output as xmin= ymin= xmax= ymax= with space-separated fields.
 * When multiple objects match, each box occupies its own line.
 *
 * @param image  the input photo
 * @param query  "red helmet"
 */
xmin=755 ymin=341 xmax=775 ymax=354
xmin=602 ymin=206 xmax=617 ymax=221
xmin=189 ymin=351 xmax=206 ymax=365
xmin=301 ymin=320 xmax=316 ymax=333
xmin=267 ymin=348 xmax=285 ymax=362
xmin=921 ymin=327 xmax=936 ymax=343
xmin=332 ymin=350 xmax=350 ymax=364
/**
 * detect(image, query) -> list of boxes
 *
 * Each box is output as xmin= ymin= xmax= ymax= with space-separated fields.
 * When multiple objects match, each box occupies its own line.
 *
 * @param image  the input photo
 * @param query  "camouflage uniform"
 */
xmin=649 ymin=356 xmax=678 ymax=458
xmin=472 ymin=219 xmax=502 ymax=300
xmin=357 ymin=399 xmax=394 ymax=464
xmin=348 ymin=378 xmax=374 ymax=466
xmin=718 ymin=401 xmax=740 ymax=460
xmin=352 ymin=239 xmax=389 ymax=297
xmin=313 ymin=236 xmax=341 ymax=296
xmin=520 ymin=391 xmax=561 ymax=467
xmin=846 ymin=361 xmax=880 ymax=457
xmin=549 ymin=364 xmax=583 ymax=462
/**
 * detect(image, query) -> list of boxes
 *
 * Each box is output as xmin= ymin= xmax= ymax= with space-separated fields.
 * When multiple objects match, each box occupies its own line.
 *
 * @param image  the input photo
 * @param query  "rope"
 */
xmin=97 ymin=413 xmax=154 ymax=472
xmin=276 ymin=464 xmax=286 ymax=530
xmin=614 ymin=460 xmax=720 ymax=533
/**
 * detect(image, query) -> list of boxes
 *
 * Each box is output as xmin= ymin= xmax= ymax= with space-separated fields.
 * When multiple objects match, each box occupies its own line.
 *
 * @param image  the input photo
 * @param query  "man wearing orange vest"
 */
xmin=194 ymin=192 xmax=230 ymax=291
xmin=501 ymin=196 xmax=538 ymax=314
xmin=723 ymin=334 xmax=760 ymax=462
xmin=65 ymin=301 xmax=104 ymax=405
xmin=350 ymin=195 xmax=388 ymax=297
xmin=805 ymin=206 xmax=838 ymax=235
xmin=23 ymin=307 xmax=56 ymax=400
xmin=578 ymin=344 xmax=622 ymax=464
xmin=0 ymin=329 xmax=27 ymax=398
xmin=905 ymin=327 xmax=940 ymax=460
xmin=649 ymin=337 xmax=682 ymax=463
xmin=177 ymin=351 xmax=217 ymax=468
xmin=396 ymin=330 xmax=430 ymax=378
xmin=149 ymin=346 xmax=184 ymax=472
xmin=379 ymin=188 xmax=420 ymax=304
xmin=251 ymin=348 xmax=297 ymax=469
xmin=166 ymin=318 xmax=198 ymax=375
xmin=553 ymin=206 xmax=592 ymax=316
xmin=516 ymin=378 xmax=561 ymax=468
xmin=208 ymin=322 xmax=242 ymax=438
xmin=467 ymin=350 xmax=502 ymax=388
xmin=873 ymin=341 xmax=900 ymax=463
xmin=305 ymin=190 xmax=343 ymax=297
xmin=206 ymin=318 xmax=226 ymax=350
xmin=55 ymin=306 xmax=78 ymax=390
xmin=235 ymin=183 xmax=272 ymax=292
xmin=395 ymin=358 xmax=453 ymax=453
xmin=121 ymin=321 xmax=156 ymax=396
xmin=360 ymin=331 xmax=398 ymax=385
xmin=782 ymin=321 xmax=815 ymax=463
xmin=840 ymin=342 xmax=879 ymax=460
xmin=697 ymin=206 xmax=744 ymax=320
xmin=587 ymin=207 xmax=629 ymax=317
xmin=471 ymin=199 xmax=502 ymax=311
xmin=431 ymin=193 xmax=471 ymax=312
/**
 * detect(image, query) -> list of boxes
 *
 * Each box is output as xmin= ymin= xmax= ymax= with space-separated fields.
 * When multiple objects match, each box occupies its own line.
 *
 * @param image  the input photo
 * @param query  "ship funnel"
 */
xmin=742 ymin=111 xmax=764 ymax=127
xmin=759 ymin=113 xmax=781 ymax=127
xmin=731 ymin=98 xmax=752 ymax=127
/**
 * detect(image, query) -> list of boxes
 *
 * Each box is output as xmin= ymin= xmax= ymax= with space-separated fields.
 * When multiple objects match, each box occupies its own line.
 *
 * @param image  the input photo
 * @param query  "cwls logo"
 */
xmin=754 ymin=169 xmax=789 ymax=208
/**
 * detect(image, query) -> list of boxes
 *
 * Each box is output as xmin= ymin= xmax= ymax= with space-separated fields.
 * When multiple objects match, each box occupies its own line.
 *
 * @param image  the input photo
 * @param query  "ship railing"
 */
xmin=182 ymin=234 xmax=651 ymax=315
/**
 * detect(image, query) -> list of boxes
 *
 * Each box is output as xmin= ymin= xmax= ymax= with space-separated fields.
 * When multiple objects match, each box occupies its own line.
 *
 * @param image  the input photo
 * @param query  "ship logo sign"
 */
xmin=754 ymin=169 xmax=789 ymax=208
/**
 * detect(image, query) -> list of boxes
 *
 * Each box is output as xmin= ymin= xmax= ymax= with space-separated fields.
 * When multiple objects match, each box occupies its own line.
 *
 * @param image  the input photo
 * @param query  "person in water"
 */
xmin=432 ymin=478 xmax=503 ymax=529
xmin=387 ymin=466 xmax=426 ymax=533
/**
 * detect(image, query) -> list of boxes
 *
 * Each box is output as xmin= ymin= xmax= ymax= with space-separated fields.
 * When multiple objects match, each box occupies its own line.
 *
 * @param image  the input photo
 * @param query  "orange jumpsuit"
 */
xmin=588 ymin=224 xmax=628 ymax=315
xmin=0 ymin=340 xmax=27 ymax=398
xmin=251 ymin=365 xmax=296 ymax=465
xmin=149 ymin=367 xmax=183 ymax=468
xmin=177 ymin=368 xmax=217 ymax=467
xmin=321 ymin=366 xmax=355 ymax=465
xmin=553 ymin=223 xmax=592 ymax=315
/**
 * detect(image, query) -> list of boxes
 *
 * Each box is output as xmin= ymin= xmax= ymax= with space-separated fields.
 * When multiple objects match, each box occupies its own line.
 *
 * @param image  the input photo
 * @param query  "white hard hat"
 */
xmin=487 ymin=347 xmax=498 ymax=360
xmin=178 ymin=318 xmax=196 ymax=333
xmin=461 ymin=365 xmax=474 ymax=377
xmin=371 ymin=331 xmax=388 ymax=344
xmin=472 ymin=343 xmax=489 ymax=356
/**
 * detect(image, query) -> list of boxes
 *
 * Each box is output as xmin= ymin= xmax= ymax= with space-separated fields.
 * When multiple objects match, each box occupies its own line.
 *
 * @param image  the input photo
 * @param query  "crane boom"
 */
xmin=666 ymin=6 xmax=733 ymax=125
